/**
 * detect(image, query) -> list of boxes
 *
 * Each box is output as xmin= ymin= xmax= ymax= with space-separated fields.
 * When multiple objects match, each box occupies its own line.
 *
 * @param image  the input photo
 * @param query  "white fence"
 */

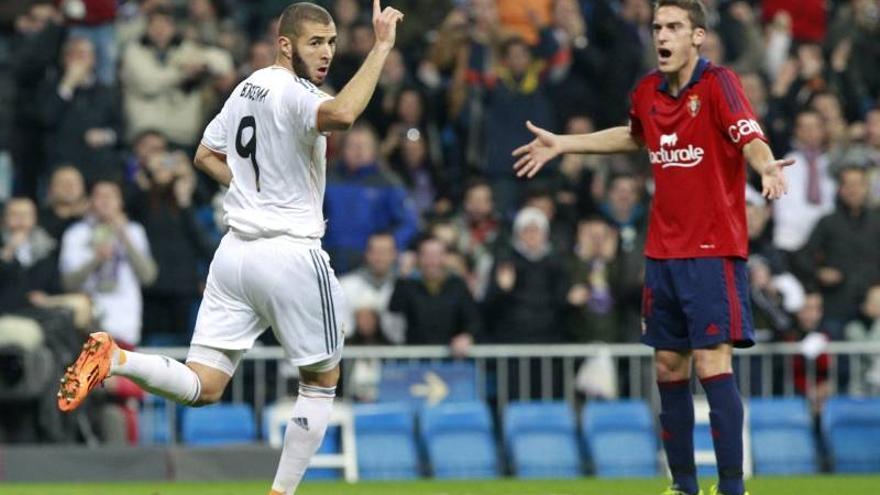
xmin=140 ymin=341 xmax=880 ymax=444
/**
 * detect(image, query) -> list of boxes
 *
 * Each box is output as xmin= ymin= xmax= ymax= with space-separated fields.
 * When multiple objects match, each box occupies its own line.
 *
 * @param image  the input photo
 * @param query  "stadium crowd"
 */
xmin=0 ymin=0 xmax=879 ymax=443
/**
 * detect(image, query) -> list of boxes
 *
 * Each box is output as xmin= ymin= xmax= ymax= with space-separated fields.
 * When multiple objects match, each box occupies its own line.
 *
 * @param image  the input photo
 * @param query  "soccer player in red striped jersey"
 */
xmin=512 ymin=1 xmax=792 ymax=494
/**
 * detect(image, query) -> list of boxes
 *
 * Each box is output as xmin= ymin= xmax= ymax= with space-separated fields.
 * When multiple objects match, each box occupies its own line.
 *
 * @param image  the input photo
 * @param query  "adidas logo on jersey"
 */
xmin=292 ymin=417 xmax=310 ymax=431
xmin=650 ymin=133 xmax=705 ymax=169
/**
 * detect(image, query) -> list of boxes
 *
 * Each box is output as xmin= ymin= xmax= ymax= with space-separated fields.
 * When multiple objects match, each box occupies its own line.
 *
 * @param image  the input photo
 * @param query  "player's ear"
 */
xmin=692 ymin=27 xmax=706 ymax=47
xmin=278 ymin=35 xmax=293 ymax=60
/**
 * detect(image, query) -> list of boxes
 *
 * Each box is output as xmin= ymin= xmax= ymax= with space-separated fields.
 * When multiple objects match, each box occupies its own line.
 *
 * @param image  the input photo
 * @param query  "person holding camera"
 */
xmin=126 ymin=136 xmax=215 ymax=344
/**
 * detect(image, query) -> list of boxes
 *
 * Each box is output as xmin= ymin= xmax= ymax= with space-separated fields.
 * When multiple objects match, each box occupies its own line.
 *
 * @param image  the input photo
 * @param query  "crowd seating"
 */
xmin=139 ymin=395 xmax=880 ymax=479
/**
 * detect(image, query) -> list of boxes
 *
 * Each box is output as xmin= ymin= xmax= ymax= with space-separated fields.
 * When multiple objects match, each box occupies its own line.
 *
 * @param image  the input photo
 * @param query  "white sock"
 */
xmin=270 ymin=384 xmax=336 ymax=495
xmin=111 ymin=349 xmax=201 ymax=405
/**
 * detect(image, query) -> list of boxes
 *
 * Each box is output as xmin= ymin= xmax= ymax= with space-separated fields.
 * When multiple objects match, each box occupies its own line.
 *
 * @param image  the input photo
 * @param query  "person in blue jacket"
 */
xmin=324 ymin=124 xmax=419 ymax=273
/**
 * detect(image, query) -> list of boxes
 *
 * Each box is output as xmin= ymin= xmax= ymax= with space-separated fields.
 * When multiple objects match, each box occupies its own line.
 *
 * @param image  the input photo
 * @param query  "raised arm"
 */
xmin=317 ymin=0 xmax=404 ymax=131
xmin=512 ymin=121 xmax=640 ymax=178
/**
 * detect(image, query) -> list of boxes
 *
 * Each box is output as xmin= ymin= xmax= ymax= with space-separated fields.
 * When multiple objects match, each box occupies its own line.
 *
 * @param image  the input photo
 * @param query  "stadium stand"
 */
xmin=420 ymin=401 xmax=500 ymax=479
xmin=181 ymin=403 xmax=256 ymax=446
xmin=504 ymin=401 xmax=582 ymax=478
xmin=352 ymin=402 xmax=421 ymax=480
xmin=749 ymin=397 xmax=818 ymax=474
xmin=582 ymin=399 xmax=658 ymax=477
xmin=822 ymin=396 xmax=880 ymax=473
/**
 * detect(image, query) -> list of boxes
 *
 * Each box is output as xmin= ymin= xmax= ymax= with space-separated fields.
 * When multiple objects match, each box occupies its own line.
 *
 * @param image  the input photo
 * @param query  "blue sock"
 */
xmin=701 ymin=373 xmax=744 ymax=495
xmin=658 ymin=379 xmax=698 ymax=495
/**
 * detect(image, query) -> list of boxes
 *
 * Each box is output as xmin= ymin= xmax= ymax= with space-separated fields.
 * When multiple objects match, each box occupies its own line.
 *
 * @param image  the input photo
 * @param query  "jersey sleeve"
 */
xmin=201 ymin=100 xmax=229 ymax=154
xmin=628 ymin=89 xmax=645 ymax=145
xmin=710 ymin=67 xmax=767 ymax=150
xmin=282 ymin=79 xmax=333 ymax=135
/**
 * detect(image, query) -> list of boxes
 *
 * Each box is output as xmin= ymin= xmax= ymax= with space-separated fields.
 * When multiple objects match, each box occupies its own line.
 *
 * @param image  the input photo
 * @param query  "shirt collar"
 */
xmin=657 ymin=57 xmax=710 ymax=97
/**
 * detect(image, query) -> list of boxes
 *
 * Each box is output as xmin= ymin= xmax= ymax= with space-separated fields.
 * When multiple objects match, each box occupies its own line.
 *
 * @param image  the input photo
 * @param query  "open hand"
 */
xmin=761 ymin=158 xmax=795 ymax=200
xmin=512 ymin=121 xmax=562 ymax=178
xmin=373 ymin=0 xmax=404 ymax=52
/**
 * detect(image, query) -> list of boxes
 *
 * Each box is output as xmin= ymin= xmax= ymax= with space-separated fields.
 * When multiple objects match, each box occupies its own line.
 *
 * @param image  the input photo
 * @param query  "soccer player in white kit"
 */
xmin=56 ymin=2 xmax=404 ymax=493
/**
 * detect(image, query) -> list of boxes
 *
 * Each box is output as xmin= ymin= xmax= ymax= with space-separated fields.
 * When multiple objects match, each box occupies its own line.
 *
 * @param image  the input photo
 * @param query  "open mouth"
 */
xmin=316 ymin=67 xmax=328 ymax=77
xmin=657 ymin=48 xmax=672 ymax=62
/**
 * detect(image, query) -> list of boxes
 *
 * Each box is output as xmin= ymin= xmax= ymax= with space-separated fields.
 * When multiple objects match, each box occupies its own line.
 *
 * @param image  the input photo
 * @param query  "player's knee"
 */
xmin=299 ymin=364 xmax=340 ymax=389
xmin=694 ymin=348 xmax=732 ymax=379
xmin=193 ymin=383 xmax=225 ymax=406
xmin=655 ymin=350 xmax=691 ymax=382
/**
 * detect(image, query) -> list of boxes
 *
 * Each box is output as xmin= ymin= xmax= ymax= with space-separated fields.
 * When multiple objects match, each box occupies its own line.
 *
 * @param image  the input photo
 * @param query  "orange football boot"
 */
xmin=57 ymin=332 xmax=118 ymax=412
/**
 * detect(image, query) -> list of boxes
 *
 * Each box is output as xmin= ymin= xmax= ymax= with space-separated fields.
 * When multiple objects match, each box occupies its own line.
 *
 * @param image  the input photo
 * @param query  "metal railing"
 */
xmin=139 ymin=341 xmax=880 ymax=444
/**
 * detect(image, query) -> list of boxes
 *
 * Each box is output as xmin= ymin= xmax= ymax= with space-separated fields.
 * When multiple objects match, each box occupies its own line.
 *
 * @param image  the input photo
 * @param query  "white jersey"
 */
xmin=201 ymin=66 xmax=332 ymax=239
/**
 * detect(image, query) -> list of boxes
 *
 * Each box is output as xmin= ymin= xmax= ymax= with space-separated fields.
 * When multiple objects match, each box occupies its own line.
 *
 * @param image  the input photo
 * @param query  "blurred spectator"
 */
xmin=368 ymin=50 xmax=415 ymax=136
xmin=182 ymin=0 xmax=247 ymax=63
xmin=329 ymin=0 xmax=360 ymax=54
xmin=809 ymin=91 xmax=852 ymax=151
xmin=389 ymin=236 xmax=480 ymax=356
xmin=40 ymin=36 xmax=123 ymax=184
xmin=738 ymin=72 xmax=788 ymax=156
xmin=115 ymin=0 xmax=169 ymax=47
xmin=324 ymin=125 xmax=419 ymax=274
xmin=387 ymin=133 xmax=438 ymax=218
xmin=496 ymin=0 xmax=552 ymax=45
xmin=339 ymin=232 xmax=407 ymax=345
xmin=522 ymin=185 xmax=574 ymax=254
xmin=599 ymin=173 xmax=646 ymax=255
xmin=344 ymin=302 xmax=390 ymax=403
xmin=485 ymin=207 xmax=569 ymax=343
xmin=762 ymin=0 xmax=827 ymax=43
xmin=599 ymin=0 xmax=654 ymax=126
xmin=239 ymin=39 xmax=274 ymax=79
xmin=119 ymin=6 xmax=234 ymax=147
xmin=127 ymin=143 xmax=213 ymax=343
xmin=715 ymin=1 xmax=763 ymax=75
xmin=328 ymin=20 xmax=373 ymax=91
xmin=546 ymin=0 xmax=603 ymax=124
xmin=789 ymin=292 xmax=832 ymax=413
xmin=771 ymin=43 xmax=862 ymax=131
xmin=470 ymin=36 xmax=556 ymax=213
xmin=348 ymin=305 xmax=391 ymax=347
xmin=566 ymin=216 xmax=618 ymax=343
xmin=60 ymin=181 xmax=157 ymax=345
xmin=795 ymin=166 xmax=880 ymax=330
xmin=61 ymin=0 xmax=119 ymax=85
xmin=10 ymin=2 xmax=65 ymax=199
xmin=1 ymin=198 xmax=61 ymax=310
xmin=844 ymin=285 xmax=880 ymax=394
xmin=748 ymin=254 xmax=803 ymax=338
xmin=773 ymin=110 xmax=836 ymax=257
xmin=828 ymin=0 xmax=880 ymax=108
xmin=452 ymin=179 xmax=505 ymax=301
xmin=38 ymin=165 xmax=89 ymax=241
xmin=555 ymin=115 xmax=608 ymax=217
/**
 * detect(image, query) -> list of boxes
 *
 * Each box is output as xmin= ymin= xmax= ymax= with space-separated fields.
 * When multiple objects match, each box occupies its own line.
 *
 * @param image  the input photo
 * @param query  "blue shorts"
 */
xmin=640 ymin=257 xmax=755 ymax=350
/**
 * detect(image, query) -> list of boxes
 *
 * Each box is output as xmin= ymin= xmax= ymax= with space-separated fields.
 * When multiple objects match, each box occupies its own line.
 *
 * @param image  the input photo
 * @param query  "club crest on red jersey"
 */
xmin=687 ymin=94 xmax=701 ymax=117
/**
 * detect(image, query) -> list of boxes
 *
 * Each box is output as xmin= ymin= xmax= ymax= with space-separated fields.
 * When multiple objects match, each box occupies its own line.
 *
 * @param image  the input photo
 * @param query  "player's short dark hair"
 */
xmin=278 ymin=2 xmax=333 ymax=39
xmin=654 ymin=0 xmax=708 ymax=30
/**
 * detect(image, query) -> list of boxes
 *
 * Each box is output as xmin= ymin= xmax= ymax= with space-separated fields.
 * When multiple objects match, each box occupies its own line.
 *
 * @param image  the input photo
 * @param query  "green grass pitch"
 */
xmin=1 ymin=476 xmax=878 ymax=495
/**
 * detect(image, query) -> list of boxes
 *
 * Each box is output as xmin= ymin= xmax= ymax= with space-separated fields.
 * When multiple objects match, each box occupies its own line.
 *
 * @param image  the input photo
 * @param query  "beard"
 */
xmin=292 ymin=48 xmax=320 ymax=85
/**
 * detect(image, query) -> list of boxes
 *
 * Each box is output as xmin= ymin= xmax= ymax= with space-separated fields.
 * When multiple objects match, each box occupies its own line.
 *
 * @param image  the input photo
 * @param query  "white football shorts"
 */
xmin=190 ymin=232 xmax=346 ymax=371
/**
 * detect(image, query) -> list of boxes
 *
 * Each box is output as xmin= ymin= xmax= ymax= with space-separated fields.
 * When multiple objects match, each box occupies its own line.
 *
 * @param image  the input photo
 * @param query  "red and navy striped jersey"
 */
xmin=629 ymin=58 xmax=766 ymax=260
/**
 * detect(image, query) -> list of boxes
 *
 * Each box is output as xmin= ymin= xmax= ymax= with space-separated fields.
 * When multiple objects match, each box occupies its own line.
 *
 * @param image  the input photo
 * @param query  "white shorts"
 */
xmin=191 ymin=232 xmax=346 ymax=370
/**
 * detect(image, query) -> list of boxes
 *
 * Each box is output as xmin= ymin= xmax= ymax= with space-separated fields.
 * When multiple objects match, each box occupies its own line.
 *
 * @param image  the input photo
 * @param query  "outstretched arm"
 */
xmin=743 ymin=139 xmax=794 ymax=200
xmin=317 ymin=0 xmax=404 ymax=131
xmin=511 ymin=121 xmax=640 ymax=178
